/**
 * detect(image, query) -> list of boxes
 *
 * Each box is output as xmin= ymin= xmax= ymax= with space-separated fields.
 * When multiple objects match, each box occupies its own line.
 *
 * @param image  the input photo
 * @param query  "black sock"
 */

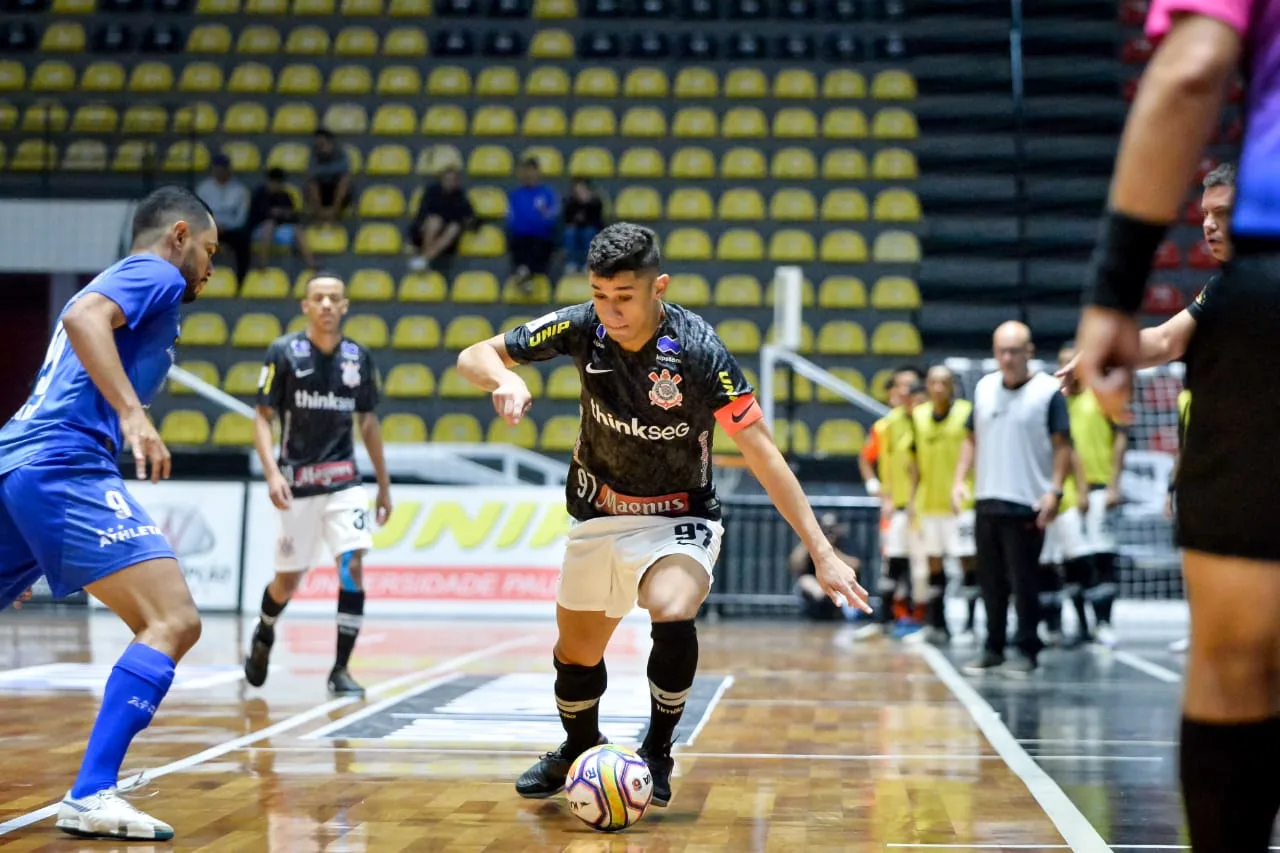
xmin=1091 ymin=553 xmax=1116 ymax=624
xmin=257 ymin=587 xmax=287 ymax=644
xmin=554 ymin=656 xmax=606 ymax=756
xmin=1181 ymin=716 xmax=1280 ymax=853
xmin=335 ymin=589 xmax=364 ymax=670
xmin=1040 ymin=567 xmax=1063 ymax=633
xmin=888 ymin=557 xmax=911 ymax=618
xmin=927 ymin=572 xmax=947 ymax=630
xmin=876 ymin=572 xmax=897 ymax=625
xmin=643 ymin=619 xmax=698 ymax=754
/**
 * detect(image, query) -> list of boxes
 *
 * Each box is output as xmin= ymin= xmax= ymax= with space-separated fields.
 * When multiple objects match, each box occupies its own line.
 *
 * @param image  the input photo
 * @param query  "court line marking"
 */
xmin=301 ymin=672 xmax=466 ymax=740
xmin=1018 ymin=738 xmax=1177 ymax=748
xmin=888 ymin=847 xmax=1279 ymax=851
xmin=684 ymin=675 xmax=733 ymax=747
xmin=914 ymin=645 xmax=1113 ymax=853
xmin=0 ymin=634 xmax=537 ymax=837
xmin=1114 ymin=650 xmax=1182 ymax=684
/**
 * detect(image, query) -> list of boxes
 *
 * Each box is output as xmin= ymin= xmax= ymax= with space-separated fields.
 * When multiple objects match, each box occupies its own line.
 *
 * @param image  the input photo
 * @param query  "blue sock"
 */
xmin=70 ymin=643 xmax=175 ymax=799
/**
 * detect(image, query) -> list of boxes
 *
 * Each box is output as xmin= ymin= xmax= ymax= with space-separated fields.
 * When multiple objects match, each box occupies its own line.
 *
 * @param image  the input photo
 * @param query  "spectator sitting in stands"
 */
xmin=196 ymin=154 xmax=251 ymax=282
xmin=562 ymin=178 xmax=605 ymax=273
xmin=408 ymin=166 xmax=475 ymax=274
xmin=306 ymin=129 xmax=352 ymax=224
xmin=789 ymin=513 xmax=860 ymax=621
xmin=506 ymin=157 xmax=560 ymax=293
xmin=249 ymin=167 xmax=318 ymax=270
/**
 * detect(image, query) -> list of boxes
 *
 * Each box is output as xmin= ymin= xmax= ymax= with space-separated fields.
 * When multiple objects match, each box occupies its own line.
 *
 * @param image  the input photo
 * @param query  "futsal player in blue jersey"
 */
xmin=0 ymin=186 xmax=217 ymax=841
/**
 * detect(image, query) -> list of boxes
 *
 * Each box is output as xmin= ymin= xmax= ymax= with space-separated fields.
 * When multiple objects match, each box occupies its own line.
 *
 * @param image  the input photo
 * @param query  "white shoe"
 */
xmin=1169 ymin=636 xmax=1190 ymax=654
xmin=56 ymin=789 xmax=175 ymax=841
xmin=1094 ymin=624 xmax=1118 ymax=647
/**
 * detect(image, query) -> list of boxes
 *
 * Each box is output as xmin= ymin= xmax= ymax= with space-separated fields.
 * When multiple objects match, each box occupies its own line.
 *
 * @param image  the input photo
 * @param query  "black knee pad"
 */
xmin=553 ymin=656 xmax=607 ymax=700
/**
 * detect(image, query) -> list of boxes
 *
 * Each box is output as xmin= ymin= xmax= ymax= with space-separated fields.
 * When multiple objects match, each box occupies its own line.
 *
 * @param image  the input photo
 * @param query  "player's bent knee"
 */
xmin=272 ymin=571 xmax=305 ymax=598
xmin=639 ymin=557 xmax=708 ymax=622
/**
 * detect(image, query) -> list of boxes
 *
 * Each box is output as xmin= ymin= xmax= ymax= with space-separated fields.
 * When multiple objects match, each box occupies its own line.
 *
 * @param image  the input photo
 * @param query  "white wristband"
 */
xmin=865 ymin=477 xmax=880 ymax=496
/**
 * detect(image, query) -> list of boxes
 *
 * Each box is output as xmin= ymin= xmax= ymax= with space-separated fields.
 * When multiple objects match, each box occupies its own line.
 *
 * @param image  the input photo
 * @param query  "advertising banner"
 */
xmin=242 ymin=484 xmax=572 ymax=616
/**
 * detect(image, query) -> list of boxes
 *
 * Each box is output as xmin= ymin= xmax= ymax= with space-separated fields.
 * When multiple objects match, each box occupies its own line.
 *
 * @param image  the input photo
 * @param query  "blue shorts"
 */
xmin=253 ymin=223 xmax=295 ymax=247
xmin=0 ymin=448 xmax=176 ymax=606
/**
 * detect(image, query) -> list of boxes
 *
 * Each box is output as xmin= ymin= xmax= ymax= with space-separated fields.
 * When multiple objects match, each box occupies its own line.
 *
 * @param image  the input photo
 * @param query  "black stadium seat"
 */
xmin=432 ymin=29 xmax=475 ymax=55
xmin=93 ymin=22 xmax=133 ymax=52
xmin=142 ymin=23 xmax=183 ymax=52
xmin=483 ymin=29 xmax=524 ymax=56
xmin=727 ymin=31 xmax=765 ymax=59
xmin=629 ymin=32 xmax=670 ymax=58
xmin=778 ymin=0 xmax=816 ymax=20
xmin=775 ymin=34 xmax=814 ymax=59
xmin=579 ymin=30 xmax=621 ymax=57
xmin=1 ymin=20 xmax=37 ymax=50
xmin=678 ymin=31 xmax=718 ymax=58
xmin=584 ymin=0 xmax=627 ymax=16
xmin=823 ymin=31 xmax=861 ymax=61
xmin=681 ymin=0 xmax=719 ymax=19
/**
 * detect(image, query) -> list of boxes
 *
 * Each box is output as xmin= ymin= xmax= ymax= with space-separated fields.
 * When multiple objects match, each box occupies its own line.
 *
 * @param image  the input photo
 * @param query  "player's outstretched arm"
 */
xmin=359 ymin=413 xmax=393 ymax=525
xmin=732 ymin=420 xmax=872 ymax=612
xmin=1058 ymin=310 xmax=1198 ymax=387
xmin=62 ymin=292 xmax=170 ymax=482
xmin=458 ymin=334 xmax=532 ymax=425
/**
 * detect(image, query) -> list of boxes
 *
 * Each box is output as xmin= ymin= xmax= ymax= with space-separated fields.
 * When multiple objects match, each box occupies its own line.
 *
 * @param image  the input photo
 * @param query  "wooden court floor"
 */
xmin=0 ymin=611 xmax=1170 ymax=852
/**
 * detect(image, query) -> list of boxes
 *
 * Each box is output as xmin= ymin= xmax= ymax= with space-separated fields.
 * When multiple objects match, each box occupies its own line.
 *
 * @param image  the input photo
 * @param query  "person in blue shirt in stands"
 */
xmin=506 ymin=156 xmax=560 ymax=294
xmin=0 ymin=186 xmax=217 ymax=842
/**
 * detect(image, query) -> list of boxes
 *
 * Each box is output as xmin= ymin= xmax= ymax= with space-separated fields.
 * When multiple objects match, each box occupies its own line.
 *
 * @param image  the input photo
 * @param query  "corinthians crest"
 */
xmin=340 ymin=360 xmax=362 ymax=388
xmin=647 ymin=369 xmax=683 ymax=410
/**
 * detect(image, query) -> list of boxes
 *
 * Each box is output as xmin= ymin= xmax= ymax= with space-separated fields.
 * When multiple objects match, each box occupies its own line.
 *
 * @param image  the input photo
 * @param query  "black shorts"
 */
xmin=1177 ymin=246 xmax=1280 ymax=560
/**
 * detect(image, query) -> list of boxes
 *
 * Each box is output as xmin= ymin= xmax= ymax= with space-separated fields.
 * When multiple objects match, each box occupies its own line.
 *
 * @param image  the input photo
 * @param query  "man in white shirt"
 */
xmin=196 ymin=154 xmax=251 ymax=281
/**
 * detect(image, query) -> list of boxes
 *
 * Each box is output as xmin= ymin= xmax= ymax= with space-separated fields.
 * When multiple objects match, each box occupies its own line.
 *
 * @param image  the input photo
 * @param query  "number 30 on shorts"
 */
xmin=674 ymin=521 xmax=713 ymax=548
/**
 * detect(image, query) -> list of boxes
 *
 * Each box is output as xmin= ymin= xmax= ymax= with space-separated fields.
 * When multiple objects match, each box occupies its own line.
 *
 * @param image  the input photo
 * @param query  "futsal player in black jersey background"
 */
xmin=457 ymin=223 xmax=870 ymax=808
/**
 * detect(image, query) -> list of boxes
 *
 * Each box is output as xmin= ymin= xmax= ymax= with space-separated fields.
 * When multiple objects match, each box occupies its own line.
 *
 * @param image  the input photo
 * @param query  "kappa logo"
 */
xmin=648 ymin=369 xmax=683 ymax=410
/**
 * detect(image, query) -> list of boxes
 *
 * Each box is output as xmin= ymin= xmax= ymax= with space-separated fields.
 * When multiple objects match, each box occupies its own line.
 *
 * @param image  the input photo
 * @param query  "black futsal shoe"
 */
xmin=243 ymin=625 xmax=274 ymax=688
xmin=637 ymin=740 xmax=675 ymax=807
xmin=327 ymin=666 xmax=366 ymax=697
xmin=962 ymin=651 xmax=1004 ymax=674
xmin=515 ymin=735 xmax=607 ymax=799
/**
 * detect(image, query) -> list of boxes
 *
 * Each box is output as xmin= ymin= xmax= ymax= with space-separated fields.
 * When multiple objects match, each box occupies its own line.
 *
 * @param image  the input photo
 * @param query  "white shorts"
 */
xmin=920 ymin=510 xmax=976 ymax=559
xmin=275 ymin=485 xmax=373 ymax=573
xmin=882 ymin=510 xmax=911 ymax=558
xmin=558 ymin=515 xmax=724 ymax=619
xmin=1039 ymin=490 xmax=1117 ymax=564
xmin=1080 ymin=488 xmax=1118 ymax=556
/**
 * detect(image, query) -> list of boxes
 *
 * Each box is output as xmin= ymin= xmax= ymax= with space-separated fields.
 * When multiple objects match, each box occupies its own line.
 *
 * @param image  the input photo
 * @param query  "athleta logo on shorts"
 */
xmin=589 ymin=398 xmax=689 ymax=440
xmin=290 ymin=460 xmax=358 ymax=488
xmin=593 ymin=483 xmax=690 ymax=516
xmin=97 ymin=523 xmax=163 ymax=548
xmin=293 ymin=390 xmax=357 ymax=412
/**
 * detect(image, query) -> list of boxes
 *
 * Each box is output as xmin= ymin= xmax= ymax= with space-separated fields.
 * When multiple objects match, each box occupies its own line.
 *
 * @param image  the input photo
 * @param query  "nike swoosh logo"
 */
xmin=731 ymin=402 xmax=756 ymax=423
xmin=585 ymin=365 xmax=612 ymax=374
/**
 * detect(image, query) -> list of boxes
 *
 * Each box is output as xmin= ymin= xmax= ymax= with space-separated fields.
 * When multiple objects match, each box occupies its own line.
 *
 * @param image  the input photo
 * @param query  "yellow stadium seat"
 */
xmin=266 ymin=141 xmax=310 ymax=172
xmin=822 ymin=189 xmax=869 ymax=222
xmin=327 ymin=65 xmax=372 ymax=95
xmin=769 ymin=147 xmax=814 ymax=180
xmin=457 ymin=186 xmax=502 ymax=219
xmin=718 ymin=229 xmax=764 ymax=261
xmin=621 ymin=107 xmax=666 ymax=138
xmin=769 ymin=188 xmax=816 ymax=222
xmin=716 ymin=319 xmax=762 ymax=354
xmin=178 ymin=63 xmax=224 ymax=95
xmin=533 ymin=0 xmax=575 ymax=17
xmin=304 ymin=224 xmax=348 ymax=254
xmin=342 ymin=314 xmax=388 ymax=349
xmin=129 ymin=62 xmax=174 ymax=93
xmin=223 ymin=102 xmax=267 ymax=134
xmin=357 ymin=185 xmax=406 ymax=218
xmin=363 ymin=144 xmax=409 ymax=176
xmin=872 ymin=321 xmax=922 ymax=356
xmin=236 ymin=25 xmax=281 ymax=54
xmin=873 ymin=230 xmax=921 ymax=263
xmin=180 ymin=313 xmax=228 ymax=346
xmin=0 ymin=61 xmax=25 ymax=93
xmin=41 ymin=22 xmax=86 ymax=52
xmin=391 ymin=315 xmax=442 ymax=349
xmin=227 ymin=62 xmax=272 ymax=93
xmin=415 ymin=105 xmax=462 ymax=136
xmin=9 ymin=140 xmax=54 ymax=172
xmin=160 ymin=411 xmax=210 ymax=446
xmin=674 ymin=67 xmax=718 ymax=99
xmin=367 ymin=104 xmax=412 ymax=136
xmin=173 ymin=102 xmax=219 ymax=135
xmin=376 ymin=66 xmax=421 ymax=96
xmin=71 ymin=104 xmax=118 ymax=133
xmin=672 ymin=147 xmax=716 ymax=180
xmin=188 ymin=23 xmax=233 ymax=53
xmin=540 ymin=415 xmax=580 ymax=452
xmin=323 ymin=103 xmax=367 ymax=135
xmin=170 ymin=361 xmax=219 ymax=395
xmin=774 ymin=420 xmax=812 ymax=454
xmin=767 ymin=229 xmax=814 ymax=262
xmin=815 ymin=420 xmax=865 ymax=455
xmin=119 ymin=105 xmax=167 ymax=134
xmin=820 ymin=230 xmax=869 ymax=263
xmin=467 ymin=145 xmax=513 ymax=178
xmin=571 ymin=67 xmax=617 ymax=98
xmin=815 ymin=367 xmax=866 ymax=402
xmin=473 ymin=105 xmax=518 ymax=136
xmin=63 ymin=140 xmax=107 ymax=171
xmin=624 ymin=67 xmax=668 ymax=98
xmin=163 ymin=141 xmax=210 ymax=172
xmin=198 ymin=0 xmax=239 ymax=11
xmin=823 ymin=108 xmax=868 ymax=139
xmin=384 ymin=364 xmax=435 ymax=398
xmin=231 ymin=313 xmax=282 ymax=347
xmin=723 ymin=107 xmax=767 ymax=139
xmin=444 ymin=315 xmax=495 ymax=349
xmin=334 ymin=26 xmax=379 ymax=56
xmin=870 ymin=276 xmax=921 ymax=310
xmin=873 ymin=108 xmax=919 ymax=140
xmin=564 ymin=147 xmax=611 ymax=179
xmin=664 ymin=228 xmax=712 ymax=261
xmin=615 ymin=186 xmax=662 ymax=220
xmin=419 ymin=66 xmax=467 ymax=97
xmin=823 ymin=148 xmax=868 ymax=180
xmin=546 ymin=365 xmax=581 ymax=400
xmin=80 ymin=61 xmax=126 ymax=92
xmin=21 ymin=102 xmax=68 ymax=133
xmin=521 ymin=145 xmax=563 ymax=176
xmin=348 ymin=269 xmax=395 ymax=302
xmin=240 ymin=268 xmax=289 ymax=299
xmin=383 ymin=413 xmax=428 ymax=443
xmin=488 ymin=417 xmax=538 ymax=449
xmin=773 ymin=68 xmax=817 ymax=100
xmin=672 ymin=108 xmax=716 ymax=139
xmin=246 ymin=0 xmax=286 ymax=11
xmin=823 ymin=69 xmax=866 ymax=99
xmin=816 ymin=320 xmax=867 ymax=355
xmin=874 ymin=188 xmax=922 ymax=222
xmin=773 ymin=107 xmax=818 ymax=139
xmin=459 ymin=224 xmax=506 ymax=258
xmin=111 ymin=141 xmax=153 ymax=173
xmin=530 ymin=29 xmax=574 ymax=59
xmin=500 ymin=275 xmax=551 ymax=305
xmin=769 ymin=369 xmax=812 ymax=403
xmin=342 ymin=0 xmax=383 ymax=12
xmin=432 ymin=413 xmax=482 ymax=443
xmin=439 ymin=366 xmax=484 ymax=399
xmin=388 ymin=0 xmax=429 ymax=14
xmin=201 ymin=268 xmax=238 ymax=300
xmin=54 ymin=0 xmax=94 ymax=11
xmin=818 ymin=276 xmax=867 ymax=309
xmin=667 ymin=188 xmax=713 ymax=221
xmin=665 ymin=274 xmax=710 ymax=306
xmin=294 ymin=0 xmax=336 ymax=12
xmin=272 ymin=103 xmax=317 ymax=134
xmin=724 ymin=68 xmax=767 ymax=99
xmin=872 ymin=69 xmax=917 ymax=100
xmin=285 ymin=25 xmax=330 ymax=55
xmin=212 ymin=413 xmax=257 ymax=447
xmin=618 ymin=147 xmax=663 ymax=179
xmin=386 ymin=27 xmax=429 ymax=56
xmin=398 ymin=272 xmax=448 ymax=302
xmin=451 ymin=271 xmax=500 ymax=303
xmin=571 ymin=106 xmax=616 ymax=137
xmin=31 ymin=60 xmax=75 ymax=93
xmin=719 ymin=147 xmax=766 ymax=180
xmin=872 ymin=148 xmax=918 ymax=181
xmin=718 ymin=188 xmax=765 ymax=221
xmin=555 ymin=274 xmax=591 ymax=302
xmin=714 ymin=275 xmax=762 ymax=307
xmin=221 ymin=361 xmax=263 ymax=396
xmin=348 ymin=223 xmax=397 ymax=255
xmin=764 ymin=276 xmax=815 ymax=307
xmin=523 ymin=106 xmax=567 ymax=137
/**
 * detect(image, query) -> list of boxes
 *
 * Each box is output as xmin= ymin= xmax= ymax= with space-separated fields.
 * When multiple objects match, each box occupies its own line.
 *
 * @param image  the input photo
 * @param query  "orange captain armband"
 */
xmin=715 ymin=392 xmax=763 ymax=436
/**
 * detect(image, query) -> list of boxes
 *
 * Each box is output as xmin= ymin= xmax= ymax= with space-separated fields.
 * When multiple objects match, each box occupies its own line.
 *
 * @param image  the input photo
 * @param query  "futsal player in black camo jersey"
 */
xmin=244 ymin=273 xmax=393 ymax=698
xmin=457 ymin=223 xmax=870 ymax=808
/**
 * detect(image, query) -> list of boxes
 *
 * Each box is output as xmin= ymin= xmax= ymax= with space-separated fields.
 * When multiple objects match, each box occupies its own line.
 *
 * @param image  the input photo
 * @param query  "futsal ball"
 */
xmin=565 ymin=744 xmax=653 ymax=832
